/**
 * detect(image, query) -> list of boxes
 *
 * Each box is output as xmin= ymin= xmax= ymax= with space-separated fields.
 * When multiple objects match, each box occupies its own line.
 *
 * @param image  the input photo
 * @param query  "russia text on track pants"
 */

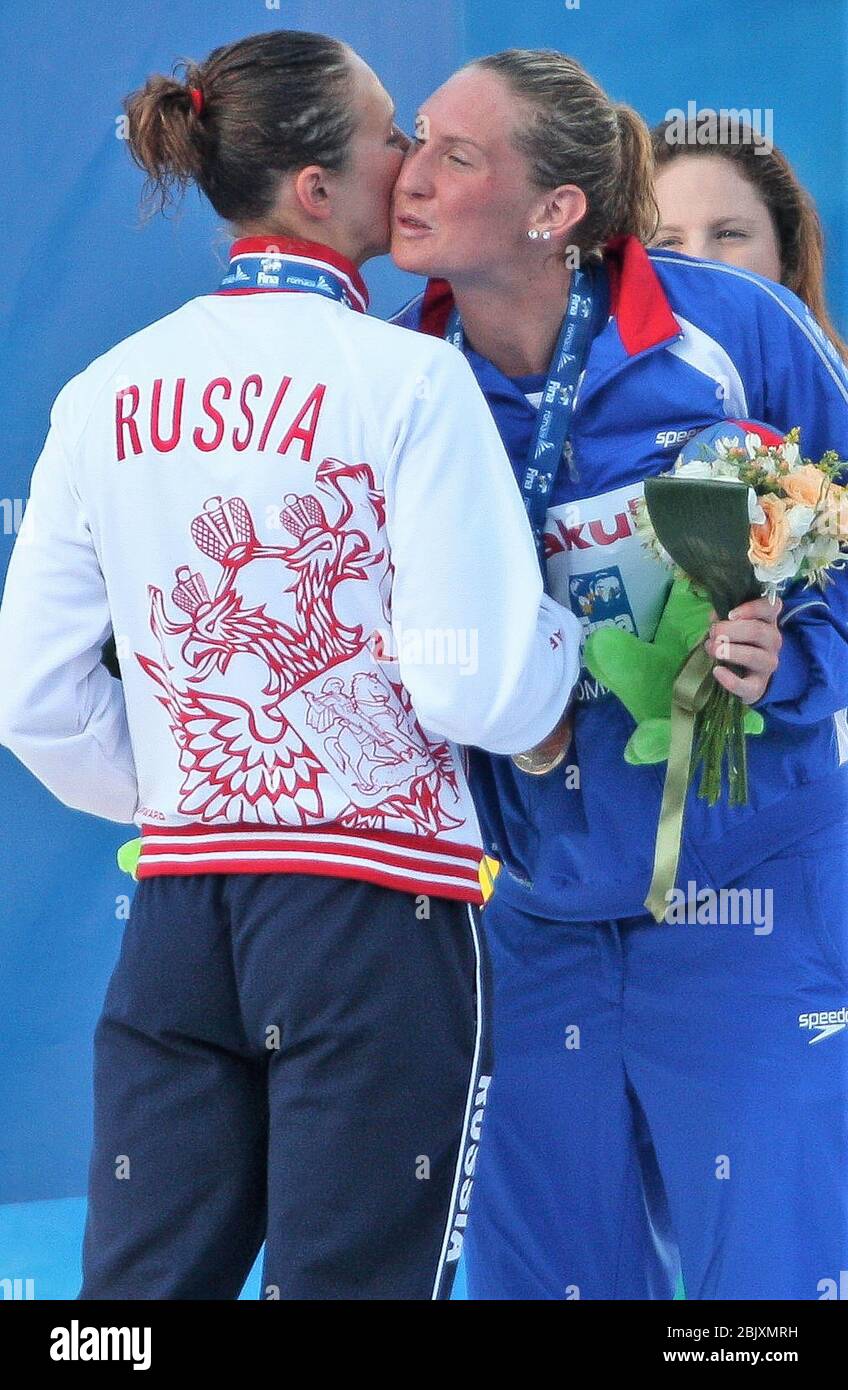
xmin=77 ymin=871 xmax=491 ymax=1300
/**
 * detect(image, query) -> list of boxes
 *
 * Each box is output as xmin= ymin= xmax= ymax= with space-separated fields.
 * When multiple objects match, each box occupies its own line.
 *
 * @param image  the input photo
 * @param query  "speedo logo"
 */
xmin=798 ymin=1007 xmax=848 ymax=1044
xmin=655 ymin=426 xmax=701 ymax=448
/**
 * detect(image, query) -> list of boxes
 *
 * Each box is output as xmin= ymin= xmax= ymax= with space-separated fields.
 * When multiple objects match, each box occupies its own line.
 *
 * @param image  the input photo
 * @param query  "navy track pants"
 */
xmin=77 ymin=872 xmax=491 ymax=1300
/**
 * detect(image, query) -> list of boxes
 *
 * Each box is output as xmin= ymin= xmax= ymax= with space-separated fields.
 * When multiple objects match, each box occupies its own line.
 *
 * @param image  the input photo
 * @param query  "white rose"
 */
xmin=752 ymin=548 xmax=800 ymax=585
xmin=674 ymin=458 xmax=716 ymax=479
xmin=747 ymin=487 xmax=766 ymax=524
xmin=786 ymin=503 xmax=816 ymax=539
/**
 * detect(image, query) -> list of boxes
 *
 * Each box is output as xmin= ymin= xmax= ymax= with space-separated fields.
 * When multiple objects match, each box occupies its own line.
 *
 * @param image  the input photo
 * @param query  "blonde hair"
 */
xmin=468 ymin=49 xmax=660 ymax=259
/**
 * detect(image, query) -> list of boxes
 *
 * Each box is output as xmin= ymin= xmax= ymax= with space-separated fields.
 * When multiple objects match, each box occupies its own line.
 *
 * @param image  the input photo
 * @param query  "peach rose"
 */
xmin=749 ymin=493 xmax=791 ymax=569
xmin=779 ymin=464 xmax=826 ymax=508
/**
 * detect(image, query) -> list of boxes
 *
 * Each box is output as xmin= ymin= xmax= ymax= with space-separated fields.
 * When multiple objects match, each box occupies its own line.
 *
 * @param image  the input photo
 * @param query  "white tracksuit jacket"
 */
xmin=0 ymin=238 xmax=580 ymax=902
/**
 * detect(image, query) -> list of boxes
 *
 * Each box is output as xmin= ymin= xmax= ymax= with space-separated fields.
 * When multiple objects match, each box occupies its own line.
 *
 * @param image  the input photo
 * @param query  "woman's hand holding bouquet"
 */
xmin=594 ymin=419 xmax=848 ymax=920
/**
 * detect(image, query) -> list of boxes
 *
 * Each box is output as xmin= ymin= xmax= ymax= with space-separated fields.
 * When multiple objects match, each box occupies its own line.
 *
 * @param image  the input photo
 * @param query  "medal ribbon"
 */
xmin=218 ymin=239 xmax=369 ymax=313
xmin=446 ymin=265 xmax=595 ymax=569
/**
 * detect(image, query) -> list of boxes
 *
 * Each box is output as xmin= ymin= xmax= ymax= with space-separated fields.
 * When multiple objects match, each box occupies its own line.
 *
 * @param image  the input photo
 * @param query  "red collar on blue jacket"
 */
xmin=221 ymin=235 xmax=370 ymax=313
xmin=418 ymin=234 xmax=680 ymax=356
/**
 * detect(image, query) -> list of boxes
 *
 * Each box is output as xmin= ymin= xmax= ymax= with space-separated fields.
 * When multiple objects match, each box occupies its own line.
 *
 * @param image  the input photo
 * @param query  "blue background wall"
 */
xmin=1 ymin=0 xmax=845 ymax=1290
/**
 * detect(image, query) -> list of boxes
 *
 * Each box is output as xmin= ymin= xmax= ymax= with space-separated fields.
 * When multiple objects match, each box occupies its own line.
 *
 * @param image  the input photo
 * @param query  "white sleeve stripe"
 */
xmin=665 ymin=314 xmax=749 ymax=417
xmin=780 ymin=598 xmax=830 ymax=626
xmin=650 ymin=255 xmax=848 ymax=407
xmin=835 ymin=709 xmax=848 ymax=765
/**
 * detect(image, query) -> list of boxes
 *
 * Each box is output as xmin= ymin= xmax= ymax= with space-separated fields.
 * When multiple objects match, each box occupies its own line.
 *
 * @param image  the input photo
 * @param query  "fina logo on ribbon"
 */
xmin=523 ymin=464 xmax=554 ymax=495
xmin=257 ymin=254 xmax=283 ymax=286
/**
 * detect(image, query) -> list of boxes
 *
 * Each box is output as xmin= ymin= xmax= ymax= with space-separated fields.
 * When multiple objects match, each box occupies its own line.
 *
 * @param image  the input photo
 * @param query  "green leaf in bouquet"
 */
xmin=641 ymin=477 xmax=767 ymax=922
xmin=643 ymin=476 xmax=761 ymax=621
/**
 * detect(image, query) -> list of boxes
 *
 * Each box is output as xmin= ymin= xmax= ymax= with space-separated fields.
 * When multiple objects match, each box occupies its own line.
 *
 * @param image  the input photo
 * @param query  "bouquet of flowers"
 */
xmin=622 ymin=419 xmax=848 ymax=922
xmin=636 ymin=420 xmax=848 ymax=806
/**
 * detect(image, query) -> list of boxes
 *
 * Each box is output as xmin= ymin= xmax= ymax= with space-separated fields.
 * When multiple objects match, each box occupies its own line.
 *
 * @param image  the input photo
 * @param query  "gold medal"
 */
xmin=511 ymin=708 xmax=573 ymax=776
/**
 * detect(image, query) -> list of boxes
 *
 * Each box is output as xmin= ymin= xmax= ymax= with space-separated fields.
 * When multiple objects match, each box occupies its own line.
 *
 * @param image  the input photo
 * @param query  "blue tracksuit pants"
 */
xmin=77 ymin=872 xmax=491 ymax=1300
xmin=464 ymin=824 xmax=848 ymax=1300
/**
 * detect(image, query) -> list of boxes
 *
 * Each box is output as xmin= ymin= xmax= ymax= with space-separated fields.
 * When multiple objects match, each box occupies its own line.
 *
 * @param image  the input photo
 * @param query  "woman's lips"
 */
xmin=393 ymin=213 xmax=434 ymax=238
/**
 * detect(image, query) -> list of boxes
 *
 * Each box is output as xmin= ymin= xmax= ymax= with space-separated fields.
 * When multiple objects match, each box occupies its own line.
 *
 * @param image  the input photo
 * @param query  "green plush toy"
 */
xmin=117 ymin=836 xmax=143 ymax=880
xmin=583 ymin=576 xmax=764 ymax=765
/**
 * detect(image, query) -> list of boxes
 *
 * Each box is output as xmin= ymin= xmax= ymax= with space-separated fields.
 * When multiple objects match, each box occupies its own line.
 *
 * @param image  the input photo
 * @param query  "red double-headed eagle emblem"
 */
xmin=137 ymin=458 xmax=461 ymax=834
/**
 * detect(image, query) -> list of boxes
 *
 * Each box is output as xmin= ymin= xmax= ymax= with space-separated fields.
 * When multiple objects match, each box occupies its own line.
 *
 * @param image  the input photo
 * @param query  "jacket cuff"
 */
xmin=751 ymin=622 xmax=810 ymax=714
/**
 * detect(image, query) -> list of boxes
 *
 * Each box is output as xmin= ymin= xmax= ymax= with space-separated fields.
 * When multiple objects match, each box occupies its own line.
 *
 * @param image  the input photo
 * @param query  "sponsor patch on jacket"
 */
xmin=544 ymin=479 xmax=672 ymax=702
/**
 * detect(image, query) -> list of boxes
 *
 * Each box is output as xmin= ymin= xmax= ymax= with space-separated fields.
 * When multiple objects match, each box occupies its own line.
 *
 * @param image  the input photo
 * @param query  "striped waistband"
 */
xmin=135 ymin=822 xmax=484 ymax=905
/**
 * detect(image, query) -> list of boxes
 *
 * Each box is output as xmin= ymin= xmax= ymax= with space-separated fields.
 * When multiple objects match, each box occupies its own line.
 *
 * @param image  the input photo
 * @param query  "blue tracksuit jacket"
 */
xmin=393 ymin=236 xmax=848 ymax=922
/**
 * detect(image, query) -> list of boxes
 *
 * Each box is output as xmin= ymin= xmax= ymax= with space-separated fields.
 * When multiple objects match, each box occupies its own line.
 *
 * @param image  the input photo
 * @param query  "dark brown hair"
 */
xmin=468 ymin=49 xmax=660 ymax=259
xmin=651 ymin=118 xmax=847 ymax=361
xmin=123 ymin=30 xmax=356 ymax=224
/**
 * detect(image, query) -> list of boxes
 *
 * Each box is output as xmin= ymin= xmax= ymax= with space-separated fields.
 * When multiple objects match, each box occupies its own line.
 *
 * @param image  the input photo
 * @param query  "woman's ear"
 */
xmin=534 ymin=184 xmax=587 ymax=245
xmin=293 ymin=165 xmax=332 ymax=222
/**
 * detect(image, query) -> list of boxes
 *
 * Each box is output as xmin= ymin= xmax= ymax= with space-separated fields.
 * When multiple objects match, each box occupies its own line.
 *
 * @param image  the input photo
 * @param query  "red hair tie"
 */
xmin=189 ymin=86 xmax=204 ymax=116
